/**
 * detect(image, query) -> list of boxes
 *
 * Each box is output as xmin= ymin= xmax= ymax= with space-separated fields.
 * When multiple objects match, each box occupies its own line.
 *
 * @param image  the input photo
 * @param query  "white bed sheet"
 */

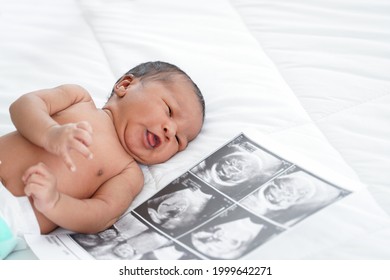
xmin=230 ymin=0 xmax=390 ymax=216
xmin=1 ymin=0 xmax=389 ymax=259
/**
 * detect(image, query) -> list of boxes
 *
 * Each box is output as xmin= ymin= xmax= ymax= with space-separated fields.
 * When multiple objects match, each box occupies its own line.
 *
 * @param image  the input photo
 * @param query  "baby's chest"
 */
xmin=57 ymin=148 xmax=131 ymax=199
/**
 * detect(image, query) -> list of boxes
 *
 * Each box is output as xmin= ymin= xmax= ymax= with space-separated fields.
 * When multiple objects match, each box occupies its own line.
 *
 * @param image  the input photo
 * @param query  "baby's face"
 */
xmin=113 ymin=77 xmax=203 ymax=165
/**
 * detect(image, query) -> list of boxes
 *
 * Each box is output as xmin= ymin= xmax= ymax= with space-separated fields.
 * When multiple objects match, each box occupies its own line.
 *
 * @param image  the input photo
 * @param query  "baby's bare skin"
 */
xmin=0 ymin=72 xmax=203 ymax=235
xmin=0 ymin=101 xmax=139 ymax=233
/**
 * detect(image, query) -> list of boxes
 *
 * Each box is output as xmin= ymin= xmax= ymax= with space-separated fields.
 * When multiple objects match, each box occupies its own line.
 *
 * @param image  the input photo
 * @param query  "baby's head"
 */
xmin=105 ymin=61 xmax=205 ymax=165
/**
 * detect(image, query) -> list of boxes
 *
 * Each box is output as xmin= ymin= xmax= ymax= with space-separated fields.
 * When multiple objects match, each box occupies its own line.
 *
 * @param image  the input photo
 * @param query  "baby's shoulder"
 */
xmin=58 ymin=84 xmax=93 ymax=100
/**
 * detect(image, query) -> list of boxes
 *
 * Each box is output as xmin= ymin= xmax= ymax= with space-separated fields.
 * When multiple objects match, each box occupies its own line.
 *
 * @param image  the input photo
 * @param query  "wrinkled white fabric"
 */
xmin=0 ymin=182 xmax=40 ymax=237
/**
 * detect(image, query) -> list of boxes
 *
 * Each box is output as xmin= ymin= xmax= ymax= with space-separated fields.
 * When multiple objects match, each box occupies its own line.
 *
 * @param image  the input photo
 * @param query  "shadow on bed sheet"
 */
xmin=5 ymin=248 xmax=37 ymax=260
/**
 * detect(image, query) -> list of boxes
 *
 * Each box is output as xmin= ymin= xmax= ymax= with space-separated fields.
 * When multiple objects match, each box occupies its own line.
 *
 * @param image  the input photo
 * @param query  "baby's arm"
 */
xmin=24 ymin=161 xmax=144 ymax=234
xmin=10 ymin=85 xmax=94 ymax=171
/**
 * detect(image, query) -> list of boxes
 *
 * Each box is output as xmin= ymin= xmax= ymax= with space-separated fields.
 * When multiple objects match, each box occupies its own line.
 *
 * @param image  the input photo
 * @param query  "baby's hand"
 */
xmin=45 ymin=121 xmax=93 ymax=171
xmin=23 ymin=163 xmax=60 ymax=213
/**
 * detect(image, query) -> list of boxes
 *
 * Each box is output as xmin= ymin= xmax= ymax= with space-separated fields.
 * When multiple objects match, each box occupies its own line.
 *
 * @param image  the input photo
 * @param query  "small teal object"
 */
xmin=0 ymin=218 xmax=17 ymax=259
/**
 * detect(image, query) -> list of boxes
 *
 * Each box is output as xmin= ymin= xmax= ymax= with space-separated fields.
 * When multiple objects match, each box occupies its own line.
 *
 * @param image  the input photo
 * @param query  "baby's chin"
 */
xmin=133 ymin=153 xmax=176 ymax=166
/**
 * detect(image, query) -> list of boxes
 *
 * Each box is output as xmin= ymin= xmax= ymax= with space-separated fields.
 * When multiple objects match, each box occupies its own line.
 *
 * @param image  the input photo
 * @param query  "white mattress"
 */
xmin=1 ymin=0 xmax=389 ymax=259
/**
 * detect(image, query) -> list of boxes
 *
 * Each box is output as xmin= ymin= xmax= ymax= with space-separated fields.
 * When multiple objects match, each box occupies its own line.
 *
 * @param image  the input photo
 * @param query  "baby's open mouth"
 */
xmin=146 ymin=130 xmax=161 ymax=149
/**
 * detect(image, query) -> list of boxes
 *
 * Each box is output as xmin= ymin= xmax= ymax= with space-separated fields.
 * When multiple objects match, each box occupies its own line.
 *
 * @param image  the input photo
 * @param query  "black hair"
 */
xmin=111 ymin=61 xmax=205 ymax=122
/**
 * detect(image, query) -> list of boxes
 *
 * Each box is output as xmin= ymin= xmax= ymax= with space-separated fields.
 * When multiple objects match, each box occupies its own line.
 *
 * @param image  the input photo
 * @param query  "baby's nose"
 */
xmin=163 ymin=120 xmax=177 ymax=140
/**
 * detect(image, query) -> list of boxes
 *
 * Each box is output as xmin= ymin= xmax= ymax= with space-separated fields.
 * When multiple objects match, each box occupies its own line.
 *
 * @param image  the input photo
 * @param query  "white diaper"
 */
xmin=0 ymin=182 xmax=40 ymax=237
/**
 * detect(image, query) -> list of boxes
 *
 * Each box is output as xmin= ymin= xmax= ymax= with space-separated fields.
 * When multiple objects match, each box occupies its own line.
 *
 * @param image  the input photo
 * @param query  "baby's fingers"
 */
xmin=61 ymin=140 xmax=92 ymax=172
xmin=62 ymin=151 xmax=77 ymax=172
xmin=24 ymin=181 xmax=46 ymax=197
xmin=24 ymin=182 xmax=60 ymax=213
xmin=72 ymin=138 xmax=94 ymax=161
xmin=22 ymin=162 xmax=50 ymax=182
xmin=74 ymin=122 xmax=94 ymax=159
xmin=75 ymin=121 xmax=93 ymax=147
xmin=76 ymin=121 xmax=93 ymax=135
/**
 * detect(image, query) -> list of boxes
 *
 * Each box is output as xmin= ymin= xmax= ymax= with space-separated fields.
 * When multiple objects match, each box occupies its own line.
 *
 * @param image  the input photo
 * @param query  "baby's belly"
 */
xmin=0 ymin=132 xmax=101 ymax=198
xmin=0 ymin=132 xmax=43 ymax=194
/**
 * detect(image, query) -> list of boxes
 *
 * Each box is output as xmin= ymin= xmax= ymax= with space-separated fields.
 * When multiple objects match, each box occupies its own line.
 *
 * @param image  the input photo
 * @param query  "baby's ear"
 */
xmin=113 ymin=74 xmax=135 ymax=97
